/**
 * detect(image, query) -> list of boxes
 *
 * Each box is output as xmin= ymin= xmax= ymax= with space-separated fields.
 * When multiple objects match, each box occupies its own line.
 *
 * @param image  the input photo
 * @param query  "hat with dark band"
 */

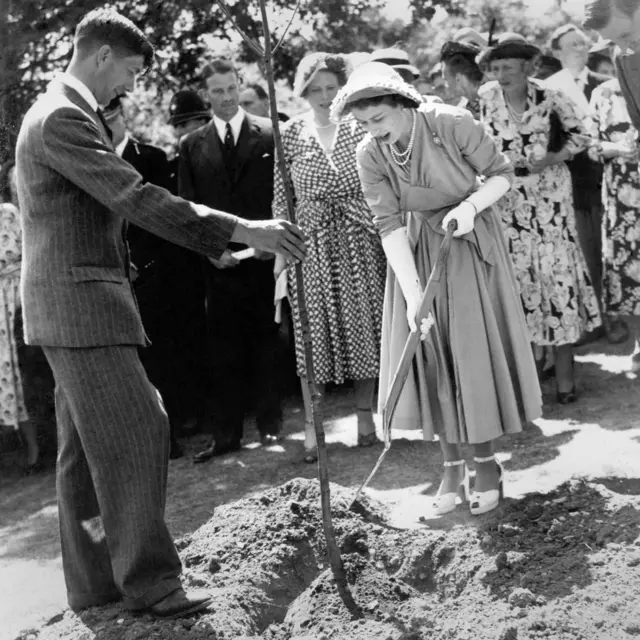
xmin=370 ymin=48 xmax=420 ymax=79
xmin=168 ymin=90 xmax=211 ymax=126
xmin=478 ymin=33 xmax=541 ymax=65
xmin=329 ymin=62 xmax=423 ymax=123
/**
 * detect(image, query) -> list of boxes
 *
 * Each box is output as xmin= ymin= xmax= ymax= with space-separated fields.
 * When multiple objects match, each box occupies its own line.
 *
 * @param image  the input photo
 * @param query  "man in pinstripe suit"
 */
xmin=15 ymin=9 xmax=306 ymax=620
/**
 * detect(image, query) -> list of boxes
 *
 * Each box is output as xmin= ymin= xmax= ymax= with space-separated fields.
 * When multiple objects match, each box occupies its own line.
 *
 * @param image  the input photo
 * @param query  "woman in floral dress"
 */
xmin=0 ymin=160 xmax=36 ymax=469
xmin=588 ymin=78 xmax=640 ymax=355
xmin=272 ymin=52 xmax=387 ymax=461
xmin=479 ymin=34 xmax=601 ymax=403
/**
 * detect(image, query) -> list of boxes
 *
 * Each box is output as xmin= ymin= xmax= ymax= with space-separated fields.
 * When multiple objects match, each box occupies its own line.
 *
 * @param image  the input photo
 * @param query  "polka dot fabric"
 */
xmin=273 ymin=115 xmax=387 ymax=384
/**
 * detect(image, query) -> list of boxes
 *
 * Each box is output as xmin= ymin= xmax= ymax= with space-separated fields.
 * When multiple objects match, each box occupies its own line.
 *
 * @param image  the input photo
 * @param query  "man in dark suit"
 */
xmin=15 ymin=9 xmax=305 ymax=620
xmin=179 ymin=58 xmax=285 ymax=462
xmin=104 ymin=96 xmax=205 ymax=459
xmin=546 ymin=24 xmax=610 ymax=340
xmin=239 ymin=82 xmax=290 ymax=123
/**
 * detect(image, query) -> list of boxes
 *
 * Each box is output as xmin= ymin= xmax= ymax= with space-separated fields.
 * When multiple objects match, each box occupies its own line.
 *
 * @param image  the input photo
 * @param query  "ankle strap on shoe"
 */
xmin=474 ymin=455 xmax=496 ymax=463
xmin=443 ymin=459 xmax=465 ymax=467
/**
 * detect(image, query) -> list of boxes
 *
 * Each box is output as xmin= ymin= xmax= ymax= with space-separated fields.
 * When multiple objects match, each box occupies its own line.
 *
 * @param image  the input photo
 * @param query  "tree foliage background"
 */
xmin=1 ymin=0 xmax=584 ymax=164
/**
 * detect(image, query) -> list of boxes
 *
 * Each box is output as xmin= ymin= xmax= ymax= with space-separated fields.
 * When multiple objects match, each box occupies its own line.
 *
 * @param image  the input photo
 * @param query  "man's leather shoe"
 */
xmin=193 ymin=440 xmax=242 ymax=463
xmin=148 ymin=588 xmax=212 ymax=620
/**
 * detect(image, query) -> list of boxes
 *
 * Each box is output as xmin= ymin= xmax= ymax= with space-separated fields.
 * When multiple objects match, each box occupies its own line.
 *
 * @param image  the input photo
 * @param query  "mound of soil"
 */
xmin=15 ymin=477 xmax=640 ymax=640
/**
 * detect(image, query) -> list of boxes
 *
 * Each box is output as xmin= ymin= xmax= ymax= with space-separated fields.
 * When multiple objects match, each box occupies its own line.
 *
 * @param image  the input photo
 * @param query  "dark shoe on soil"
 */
xmin=193 ymin=440 xmax=242 ymax=463
xmin=357 ymin=432 xmax=380 ymax=447
xmin=556 ymin=386 xmax=578 ymax=405
xmin=148 ymin=588 xmax=212 ymax=620
xmin=303 ymin=447 xmax=318 ymax=464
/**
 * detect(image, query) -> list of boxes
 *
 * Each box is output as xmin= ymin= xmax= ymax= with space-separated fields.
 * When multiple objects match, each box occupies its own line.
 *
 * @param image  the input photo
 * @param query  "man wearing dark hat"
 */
xmin=545 ymin=25 xmax=609 ymax=341
xmin=168 ymin=89 xmax=211 ymax=140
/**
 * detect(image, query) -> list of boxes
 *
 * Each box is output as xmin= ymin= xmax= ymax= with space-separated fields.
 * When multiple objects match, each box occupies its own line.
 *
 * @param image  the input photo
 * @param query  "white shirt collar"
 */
xmin=115 ymin=133 xmax=130 ymax=157
xmin=574 ymin=66 xmax=589 ymax=88
xmin=57 ymin=73 xmax=99 ymax=112
xmin=212 ymin=108 xmax=245 ymax=145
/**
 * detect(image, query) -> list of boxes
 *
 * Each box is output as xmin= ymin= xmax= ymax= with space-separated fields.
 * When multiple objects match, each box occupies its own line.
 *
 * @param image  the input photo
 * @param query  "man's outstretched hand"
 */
xmin=231 ymin=219 xmax=307 ymax=262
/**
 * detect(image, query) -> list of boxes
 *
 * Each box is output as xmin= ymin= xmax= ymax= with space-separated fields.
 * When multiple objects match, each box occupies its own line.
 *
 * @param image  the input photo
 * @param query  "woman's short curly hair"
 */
xmin=293 ymin=52 xmax=350 ymax=98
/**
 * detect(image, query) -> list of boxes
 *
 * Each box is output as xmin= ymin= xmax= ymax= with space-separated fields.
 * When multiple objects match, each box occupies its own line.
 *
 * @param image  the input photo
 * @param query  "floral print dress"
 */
xmin=588 ymin=78 xmax=640 ymax=316
xmin=0 ymin=202 xmax=28 ymax=429
xmin=480 ymin=79 xmax=601 ymax=346
xmin=272 ymin=112 xmax=387 ymax=384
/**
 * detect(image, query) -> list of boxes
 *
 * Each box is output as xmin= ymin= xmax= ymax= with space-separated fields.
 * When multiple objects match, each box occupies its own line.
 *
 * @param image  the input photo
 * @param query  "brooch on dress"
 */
xmin=432 ymin=134 xmax=443 ymax=146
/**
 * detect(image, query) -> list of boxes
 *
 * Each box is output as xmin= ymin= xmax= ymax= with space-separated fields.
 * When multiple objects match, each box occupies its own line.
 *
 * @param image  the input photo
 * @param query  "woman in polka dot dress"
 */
xmin=273 ymin=53 xmax=387 ymax=462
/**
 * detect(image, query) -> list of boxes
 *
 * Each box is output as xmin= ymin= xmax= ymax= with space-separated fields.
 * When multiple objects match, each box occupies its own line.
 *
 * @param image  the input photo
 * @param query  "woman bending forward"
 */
xmin=330 ymin=62 xmax=542 ymax=516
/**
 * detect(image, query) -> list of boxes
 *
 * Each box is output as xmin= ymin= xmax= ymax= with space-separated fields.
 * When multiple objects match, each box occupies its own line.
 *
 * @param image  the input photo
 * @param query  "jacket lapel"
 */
xmin=54 ymin=81 xmax=114 ymax=150
xmin=233 ymin=115 xmax=262 ymax=182
xmin=196 ymin=121 xmax=231 ymax=189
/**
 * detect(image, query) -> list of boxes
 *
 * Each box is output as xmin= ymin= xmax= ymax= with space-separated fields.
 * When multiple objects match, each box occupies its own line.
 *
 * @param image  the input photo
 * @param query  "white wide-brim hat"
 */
xmin=329 ymin=62 xmax=423 ymax=123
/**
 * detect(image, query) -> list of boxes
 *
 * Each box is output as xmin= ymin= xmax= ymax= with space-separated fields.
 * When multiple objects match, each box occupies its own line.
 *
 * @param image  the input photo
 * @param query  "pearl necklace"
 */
xmin=505 ymin=98 xmax=526 ymax=123
xmin=389 ymin=111 xmax=417 ymax=167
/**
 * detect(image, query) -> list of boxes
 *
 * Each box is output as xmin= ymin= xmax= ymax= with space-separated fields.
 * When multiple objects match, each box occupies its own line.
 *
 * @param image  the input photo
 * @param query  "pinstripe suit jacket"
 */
xmin=16 ymin=80 xmax=238 ymax=347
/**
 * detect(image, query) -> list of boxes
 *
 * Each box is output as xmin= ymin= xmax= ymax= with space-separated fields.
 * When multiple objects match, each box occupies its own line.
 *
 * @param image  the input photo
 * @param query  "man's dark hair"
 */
xmin=244 ymin=83 xmax=268 ymax=100
xmin=201 ymin=57 xmax=239 ymax=83
xmin=443 ymin=54 xmax=483 ymax=84
xmin=74 ymin=9 xmax=154 ymax=69
xmin=584 ymin=0 xmax=640 ymax=30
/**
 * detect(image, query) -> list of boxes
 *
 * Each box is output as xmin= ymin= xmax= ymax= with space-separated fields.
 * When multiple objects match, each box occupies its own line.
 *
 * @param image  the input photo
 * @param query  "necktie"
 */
xmin=96 ymin=109 xmax=113 ymax=143
xmin=223 ymin=122 xmax=235 ymax=158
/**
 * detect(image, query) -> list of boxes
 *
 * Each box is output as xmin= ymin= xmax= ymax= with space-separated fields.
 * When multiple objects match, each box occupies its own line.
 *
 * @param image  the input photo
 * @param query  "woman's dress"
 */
xmin=273 ymin=113 xmax=387 ymax=385
xmin=589 ymin=78 xmax=640 ymax=316
xmin=0 ymin=202 xmax=28 ymax=430
xmin=480 ymin=79 xmax=601 ymax=345
xmin=357 ymin=104 xmax=542 ymax=444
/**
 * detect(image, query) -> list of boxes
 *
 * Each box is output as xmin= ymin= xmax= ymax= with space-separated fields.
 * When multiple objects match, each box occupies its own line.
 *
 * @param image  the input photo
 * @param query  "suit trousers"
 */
xmin=43 ymin=345 xmax=182 ymax=611
xmin=204 ymin=262 xmax=284 ymax=444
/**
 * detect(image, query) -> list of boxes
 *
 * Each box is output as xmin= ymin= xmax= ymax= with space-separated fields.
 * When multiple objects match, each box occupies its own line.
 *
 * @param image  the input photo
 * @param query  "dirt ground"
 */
xmin=2 ymin=336 xmax=640 ymax=640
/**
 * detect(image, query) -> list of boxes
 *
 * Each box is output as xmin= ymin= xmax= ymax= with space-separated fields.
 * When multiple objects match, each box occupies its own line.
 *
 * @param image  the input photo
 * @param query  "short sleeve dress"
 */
xmin=357 ymin=103 xmax=542 ymax=444
xmin=272 ymin=112 xmax=387 ymax=385
xmin=589 ymin=78 xmax=640 ymax=316
xmin=0 ymin=202 xmax=28 ymax=429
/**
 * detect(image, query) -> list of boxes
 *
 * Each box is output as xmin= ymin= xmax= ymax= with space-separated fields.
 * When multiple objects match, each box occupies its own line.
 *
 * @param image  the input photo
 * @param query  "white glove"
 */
xmin=442 ymin=201 xmax=476 ymax=237
xmin=405 ymin=285 xmax=423 ymax=333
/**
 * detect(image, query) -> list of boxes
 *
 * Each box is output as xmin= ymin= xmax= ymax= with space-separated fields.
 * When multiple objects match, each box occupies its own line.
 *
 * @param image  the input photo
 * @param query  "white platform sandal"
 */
xmin=433 ymin=459 xmax=470 ymax=515
xmin=470 ymin=455 xmax=504 ymax=516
